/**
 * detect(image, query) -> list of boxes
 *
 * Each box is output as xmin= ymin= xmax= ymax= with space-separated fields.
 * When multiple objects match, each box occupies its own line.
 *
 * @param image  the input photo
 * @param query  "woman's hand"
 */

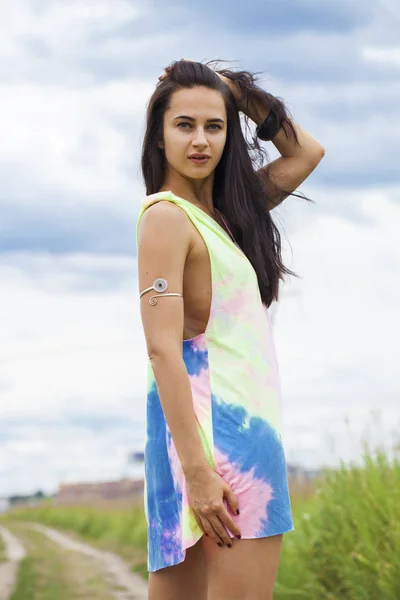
xmin=184 ymin=464 xmax=242 ymax=547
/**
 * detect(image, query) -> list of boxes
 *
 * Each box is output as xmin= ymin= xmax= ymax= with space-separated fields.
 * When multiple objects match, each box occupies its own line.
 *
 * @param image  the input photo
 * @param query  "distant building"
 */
xmin=7 ymin=491 xmax=46 ymax=509
xmin=0 ymin=497 xmax=10 ymax=513
xmin=56 ymin=477 xmax=144 ymax=503
xmin=287 ymin=463 xmax=323 ymax=483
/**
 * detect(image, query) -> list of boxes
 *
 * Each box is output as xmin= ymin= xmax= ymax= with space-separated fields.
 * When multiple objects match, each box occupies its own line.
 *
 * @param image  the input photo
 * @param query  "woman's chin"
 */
xmin=184 ymin=167 xmax=213 ymax=179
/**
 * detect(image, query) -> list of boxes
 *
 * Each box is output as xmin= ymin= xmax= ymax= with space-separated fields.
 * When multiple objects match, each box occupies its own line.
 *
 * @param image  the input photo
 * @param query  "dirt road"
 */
xmin=32 ymin=523 xmax=148 ymax=599
xmin=0 ymin=525 xmax=26 ymax=600
xmin=0 ymin=522 xmax=148 ymax=600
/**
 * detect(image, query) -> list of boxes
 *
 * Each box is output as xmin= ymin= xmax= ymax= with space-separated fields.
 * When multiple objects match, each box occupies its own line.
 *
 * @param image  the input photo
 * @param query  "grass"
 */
xmin=275 ymin=448 xmax=400 ymax=600
xmin=7 ymin=524 xmax=70 ymax=600
xmin=2 ymin=447 xmax=399 ymax=598
xmin=0 ymin=528 xmax=7 ymax=562
xmin=1 ymin=502 xmax=149 ymax=580
xmin=6 ymin=522 xmax=113 ymax=600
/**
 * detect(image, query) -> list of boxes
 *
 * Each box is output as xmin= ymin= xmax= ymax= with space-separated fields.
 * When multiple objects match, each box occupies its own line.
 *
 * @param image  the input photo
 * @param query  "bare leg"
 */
xmin=203 ymin=534 xmax=283 ymax=600
xmin=147 ymin=536 xmax=207 ymax=600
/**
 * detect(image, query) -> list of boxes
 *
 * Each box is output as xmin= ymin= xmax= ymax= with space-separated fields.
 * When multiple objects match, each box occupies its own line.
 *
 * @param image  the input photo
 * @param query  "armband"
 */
xmin=139 ymin=278 xmax=182 ymax=306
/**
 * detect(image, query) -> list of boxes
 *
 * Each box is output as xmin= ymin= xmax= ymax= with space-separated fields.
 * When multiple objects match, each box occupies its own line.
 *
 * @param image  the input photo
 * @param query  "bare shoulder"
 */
xmin=139 ymin=200 xmax=192 ymax=240
xmin=137 ymin=200 xmax=192 ymax=357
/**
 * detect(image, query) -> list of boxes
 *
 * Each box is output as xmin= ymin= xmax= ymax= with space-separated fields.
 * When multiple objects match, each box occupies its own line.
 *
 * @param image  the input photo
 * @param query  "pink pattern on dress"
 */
xmin=214 ymin=447 xmax=273 ymax=538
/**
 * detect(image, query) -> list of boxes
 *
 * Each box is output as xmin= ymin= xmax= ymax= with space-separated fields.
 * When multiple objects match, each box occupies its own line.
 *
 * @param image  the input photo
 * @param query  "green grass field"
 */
xmin=0 ymin=528 xmax=7 ymax=562
xmin=275 ymin=449 xmax=400 ymax=599
xmin=2 ymin=448 xmax=399 ymax=599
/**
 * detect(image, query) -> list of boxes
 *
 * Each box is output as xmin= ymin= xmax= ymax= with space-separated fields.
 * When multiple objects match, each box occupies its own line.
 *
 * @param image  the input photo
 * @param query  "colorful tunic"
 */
xmin=136 ymin=190 xmax=294 ymax=572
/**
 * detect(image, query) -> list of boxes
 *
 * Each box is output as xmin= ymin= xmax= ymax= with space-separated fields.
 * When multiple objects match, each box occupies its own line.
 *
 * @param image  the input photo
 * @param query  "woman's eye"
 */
xmin=177 ymin=123 xmax=222 ymax=130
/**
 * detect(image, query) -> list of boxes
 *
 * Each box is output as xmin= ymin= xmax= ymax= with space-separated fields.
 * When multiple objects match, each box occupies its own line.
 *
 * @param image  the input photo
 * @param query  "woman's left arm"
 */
xmin=255 ymin=124 xmax=325 ymax=211
xmin=222 ymin=76 xmax=325 ymax=211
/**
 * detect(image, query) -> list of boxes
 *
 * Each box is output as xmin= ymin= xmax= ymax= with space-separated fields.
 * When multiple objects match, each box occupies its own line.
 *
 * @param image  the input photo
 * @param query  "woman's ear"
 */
xmin=157 ymin=141 xmax=164 ymax=149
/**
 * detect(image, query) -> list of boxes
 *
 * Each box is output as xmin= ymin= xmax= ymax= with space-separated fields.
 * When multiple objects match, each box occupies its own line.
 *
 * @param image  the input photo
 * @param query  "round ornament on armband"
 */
xmin=139 ymin=278 xmax=182 ymax=305
xmin=153 ymin=278 xmax=168 ymax=292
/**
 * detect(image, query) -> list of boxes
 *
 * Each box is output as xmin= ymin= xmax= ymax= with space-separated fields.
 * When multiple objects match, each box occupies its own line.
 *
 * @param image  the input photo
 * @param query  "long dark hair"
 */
xmin=141 ymin=59 xmax=313 ymax=307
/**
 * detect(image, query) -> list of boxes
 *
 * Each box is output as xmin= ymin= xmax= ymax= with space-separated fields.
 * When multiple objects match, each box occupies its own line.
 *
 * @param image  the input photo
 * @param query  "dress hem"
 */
xmin=147 ymin=525 xmax=295 ymax=573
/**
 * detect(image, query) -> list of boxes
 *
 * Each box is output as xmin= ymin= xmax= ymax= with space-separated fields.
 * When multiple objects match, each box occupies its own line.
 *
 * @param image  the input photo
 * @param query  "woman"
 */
xmin=136 ymin=59 xmax=325 ymax=600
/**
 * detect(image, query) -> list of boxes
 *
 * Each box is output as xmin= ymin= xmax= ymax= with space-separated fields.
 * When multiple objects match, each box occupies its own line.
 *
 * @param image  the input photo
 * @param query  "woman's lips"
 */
xmin=189 ymin=157 xmax=210 ymax=164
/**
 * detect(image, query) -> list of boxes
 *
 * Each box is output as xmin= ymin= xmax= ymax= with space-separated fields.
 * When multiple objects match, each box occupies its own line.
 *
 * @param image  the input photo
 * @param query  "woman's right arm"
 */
xmin=137 ymin=200 xmax=242 ymax=546
xmin=137 ymin=201 xmax=210 ymax=474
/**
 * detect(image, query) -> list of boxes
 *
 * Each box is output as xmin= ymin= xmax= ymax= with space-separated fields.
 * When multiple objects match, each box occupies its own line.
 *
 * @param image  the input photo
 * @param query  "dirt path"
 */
xmin=0 ymin=525 xmax=26 ymax=600
xmin=30 ymin=523 xmax=148 ymax=600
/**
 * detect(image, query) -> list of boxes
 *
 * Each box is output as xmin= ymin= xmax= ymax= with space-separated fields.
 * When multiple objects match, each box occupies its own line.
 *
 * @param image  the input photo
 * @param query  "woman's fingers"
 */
xmin=217 ymin=502 xmax=241 ymax=540
xmin=192 ymin=511 xmax=202 ymax=531
xmin=212 ymin=513 xmax=234 ymax=546
xmin=193 ymin=507 xmax=228 ymax=546
xmin=198 ymin=504 xmax=241 ymax=546
xmin=202 ymin=517 xmax=229 ymax=547
xmin=194 ymin=510 xmax=223 ymax=543
xmin=158 ymin=66 xmax=170 ymax=81
xmin=202 ymin=505 xmax=234 ymax=546
xmin=198 ymin=515 xmax=213 ymax=539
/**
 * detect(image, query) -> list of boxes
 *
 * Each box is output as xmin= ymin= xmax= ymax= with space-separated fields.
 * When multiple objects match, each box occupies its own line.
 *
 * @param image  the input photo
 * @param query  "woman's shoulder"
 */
xmin=137 ymin=194 xmax=191 ymax=235
xmin=141 ymin=189 xmax=173 ymax=206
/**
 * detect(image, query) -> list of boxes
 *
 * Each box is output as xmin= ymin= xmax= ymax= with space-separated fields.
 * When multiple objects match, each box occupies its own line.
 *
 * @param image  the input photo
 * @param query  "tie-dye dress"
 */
xmin=136 ymin=190 xmax=294 ymax=572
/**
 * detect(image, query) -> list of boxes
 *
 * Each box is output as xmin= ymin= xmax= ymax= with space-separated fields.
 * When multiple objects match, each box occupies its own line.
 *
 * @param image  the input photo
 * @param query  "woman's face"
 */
xmin=161 ymin=86 xmax=227 ymax=181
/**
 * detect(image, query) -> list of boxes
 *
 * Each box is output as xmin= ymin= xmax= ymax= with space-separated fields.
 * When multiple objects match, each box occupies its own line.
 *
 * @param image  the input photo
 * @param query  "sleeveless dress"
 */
xmin=136 ymin=190 xmax=294 ymax=572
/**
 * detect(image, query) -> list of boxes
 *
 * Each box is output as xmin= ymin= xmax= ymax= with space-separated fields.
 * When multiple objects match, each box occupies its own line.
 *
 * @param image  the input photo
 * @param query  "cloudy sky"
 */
xmin=1 ymin=0 xmax=399 ymax=496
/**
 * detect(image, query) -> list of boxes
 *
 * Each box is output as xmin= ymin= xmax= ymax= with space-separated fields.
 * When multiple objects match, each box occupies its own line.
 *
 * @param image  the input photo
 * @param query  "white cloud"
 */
xmin=1 ymin=0 xmax=141 ymax=61
xmin=0 ymin=80 xmax=151 ymax=204
xmin=0 ymin=422 xmax=145 ymax=495
xmin=273 ymin=190 xmax=400 ymax=466
xmin=0 ymin=252 xmax=148 ymax=494
xmin=0 ymin=0 xmax=153 ymax=206
xmin=363 ymin=45 xmax=400 ymax=66
xmin=0 ymin=253 xmax=147 ymax=419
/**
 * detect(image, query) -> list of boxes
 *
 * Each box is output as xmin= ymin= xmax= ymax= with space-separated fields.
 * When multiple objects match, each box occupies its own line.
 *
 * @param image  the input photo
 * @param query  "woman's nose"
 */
xmin=193 ymin=127 xmax=208 ymax=145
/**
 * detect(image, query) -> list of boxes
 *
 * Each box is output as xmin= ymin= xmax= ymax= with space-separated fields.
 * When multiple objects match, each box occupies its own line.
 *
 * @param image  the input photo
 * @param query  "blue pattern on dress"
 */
xmin=145 ymin=381 xmax=184 ymax=571
xmin=212 ymin=397 xmax=293 ymax=535
xmin=182 ymin=338 xmax=208 ymax=376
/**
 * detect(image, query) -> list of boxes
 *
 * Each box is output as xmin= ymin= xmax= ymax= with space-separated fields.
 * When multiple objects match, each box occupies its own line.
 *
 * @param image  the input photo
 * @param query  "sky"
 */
xmin=1 ymin=0 xmax=399 ymax=496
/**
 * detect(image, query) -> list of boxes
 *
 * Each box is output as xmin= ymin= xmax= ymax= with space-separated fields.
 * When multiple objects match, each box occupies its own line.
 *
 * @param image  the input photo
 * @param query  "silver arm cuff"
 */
xmin=139 ymin=278 xmax=182 ymax=305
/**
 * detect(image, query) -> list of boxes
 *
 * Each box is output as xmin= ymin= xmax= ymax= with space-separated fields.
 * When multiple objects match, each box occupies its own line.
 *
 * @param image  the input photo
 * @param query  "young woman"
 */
xmin=136 ymin=59 xmax=325 ymax=600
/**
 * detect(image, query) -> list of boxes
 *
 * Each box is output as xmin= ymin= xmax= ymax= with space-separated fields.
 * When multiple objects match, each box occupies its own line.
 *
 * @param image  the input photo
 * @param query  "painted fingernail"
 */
xmin=217 ymin=542 xmax=223 ymax=547
xmin=227 ymin=543 xmax=232 ymax=548
xmin=236 ymin=509 xmax=240 ymax=515
xmin=236 ymin=535 xmax=241 ymax=539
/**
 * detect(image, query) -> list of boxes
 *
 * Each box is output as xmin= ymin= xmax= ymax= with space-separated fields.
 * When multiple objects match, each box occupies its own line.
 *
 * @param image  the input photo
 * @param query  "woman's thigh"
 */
xmin=147 ymin=536 xmax=207 ymax=600
xmin=202 ymin=534 xmax=283 ymax=600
